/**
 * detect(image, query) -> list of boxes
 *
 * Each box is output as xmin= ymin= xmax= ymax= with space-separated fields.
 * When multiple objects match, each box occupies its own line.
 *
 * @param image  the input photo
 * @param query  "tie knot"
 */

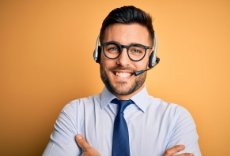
xmin=111 ymin=98 xmax=133 ymax=113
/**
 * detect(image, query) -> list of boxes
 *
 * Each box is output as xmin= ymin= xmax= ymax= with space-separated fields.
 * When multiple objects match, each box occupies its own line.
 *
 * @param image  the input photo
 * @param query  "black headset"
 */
xmin=93 ymin=33 xmax=160 ymax=68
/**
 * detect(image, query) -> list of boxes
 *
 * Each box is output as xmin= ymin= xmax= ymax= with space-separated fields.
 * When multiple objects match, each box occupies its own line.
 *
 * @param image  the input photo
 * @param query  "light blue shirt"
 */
xmin=43 ymin=86 xmax=201 ymax=156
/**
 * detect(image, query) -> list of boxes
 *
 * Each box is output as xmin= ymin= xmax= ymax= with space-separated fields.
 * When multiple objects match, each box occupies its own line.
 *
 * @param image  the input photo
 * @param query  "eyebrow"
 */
xmin=104 ymin=40 xmax=147 ymax=46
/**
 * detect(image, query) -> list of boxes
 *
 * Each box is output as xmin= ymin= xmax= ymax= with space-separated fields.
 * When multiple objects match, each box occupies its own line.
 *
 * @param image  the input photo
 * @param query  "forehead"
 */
xmin=103 ymin=23 xmax=151 ymax=45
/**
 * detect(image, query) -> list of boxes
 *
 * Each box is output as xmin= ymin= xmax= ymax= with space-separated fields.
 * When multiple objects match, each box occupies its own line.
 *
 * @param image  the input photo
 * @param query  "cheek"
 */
xmin=100 ymin=54 xmax=108 ymax=66
xmin=144 ymin=53 xmax=152 ymax=68
xmin=100 ymin=57 xmax=114 ymax=70
xmin=137 ymin=57 xmax=150 ymax=69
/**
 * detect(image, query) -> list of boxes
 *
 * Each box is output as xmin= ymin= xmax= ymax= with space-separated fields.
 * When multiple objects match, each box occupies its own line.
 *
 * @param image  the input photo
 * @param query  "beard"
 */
xmin=100 ymin=63 xmax=147 ymax=96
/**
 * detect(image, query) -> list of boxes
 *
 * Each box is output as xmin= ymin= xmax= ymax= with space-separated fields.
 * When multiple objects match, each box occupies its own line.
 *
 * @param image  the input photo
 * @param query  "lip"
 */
xmin=112 ymin=70 xmax=134 ymax=79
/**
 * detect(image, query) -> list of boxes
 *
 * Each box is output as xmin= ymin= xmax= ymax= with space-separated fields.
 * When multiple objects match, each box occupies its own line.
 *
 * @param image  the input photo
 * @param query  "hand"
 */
xmin=163 ymin=145 xmax=194 ymax=156
xmin=75 ymin=134 xmax=101 ymax=156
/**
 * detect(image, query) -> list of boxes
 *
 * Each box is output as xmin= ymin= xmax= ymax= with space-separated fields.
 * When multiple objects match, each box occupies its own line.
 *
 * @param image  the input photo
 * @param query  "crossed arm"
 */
xmin=43 ymin=102 xmax=200 ymax=155
xmin=75 ymin=134 xmax=194 ymax=156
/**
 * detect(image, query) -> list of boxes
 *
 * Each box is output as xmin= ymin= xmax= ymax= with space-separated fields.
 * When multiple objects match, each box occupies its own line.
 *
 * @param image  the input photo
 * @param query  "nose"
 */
xmin=116 ymin=47 xmax=130 ymax=66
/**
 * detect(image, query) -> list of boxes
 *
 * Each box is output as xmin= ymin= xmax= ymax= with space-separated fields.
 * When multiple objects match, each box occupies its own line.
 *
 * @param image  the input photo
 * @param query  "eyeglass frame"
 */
xmin=101 ymin=41 xmax=153 ymax=62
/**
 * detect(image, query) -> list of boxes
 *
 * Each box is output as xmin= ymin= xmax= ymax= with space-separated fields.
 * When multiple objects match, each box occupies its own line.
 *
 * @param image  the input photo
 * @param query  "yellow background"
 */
xmin=1 ymin=0 xmax=230 ymax=155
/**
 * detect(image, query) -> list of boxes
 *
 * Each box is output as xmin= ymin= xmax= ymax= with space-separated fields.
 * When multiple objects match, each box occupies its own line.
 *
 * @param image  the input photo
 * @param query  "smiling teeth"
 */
xmin=116 ymin=72 xmax=131 ymax=78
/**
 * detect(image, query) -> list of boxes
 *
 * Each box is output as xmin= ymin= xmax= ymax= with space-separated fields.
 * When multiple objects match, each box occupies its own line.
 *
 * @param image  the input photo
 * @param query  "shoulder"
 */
xmin=61 ymin=94 xmax=100 ymax=114
xmin=147 ymin=96 xmax=193 ymax=121
xmin=148 ymin=96 xmax=187 ymax=111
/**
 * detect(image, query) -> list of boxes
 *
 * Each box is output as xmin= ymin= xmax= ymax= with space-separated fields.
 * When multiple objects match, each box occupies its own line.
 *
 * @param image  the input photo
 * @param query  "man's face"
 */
xmin=100 ymin=23 xmax=152 ymax=99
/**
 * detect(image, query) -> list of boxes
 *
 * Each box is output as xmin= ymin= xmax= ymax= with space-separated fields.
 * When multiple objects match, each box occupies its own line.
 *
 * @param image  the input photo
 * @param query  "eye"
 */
xmin=108 ymin=47 xmax=118 ymax=51
xmin=132 ymin=49 xmax=141 ymax=53
xmin=130 ymin=46 xmax=144 ymax=55
xmin=105 ymin=44 xmax=119 ymax=53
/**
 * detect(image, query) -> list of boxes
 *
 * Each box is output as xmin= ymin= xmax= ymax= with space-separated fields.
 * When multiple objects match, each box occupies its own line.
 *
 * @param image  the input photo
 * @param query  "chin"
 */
xmin=100 ymin=64 xmax=146 ymax=96
xmin=109 ymin=81 xmax=140 ymax=96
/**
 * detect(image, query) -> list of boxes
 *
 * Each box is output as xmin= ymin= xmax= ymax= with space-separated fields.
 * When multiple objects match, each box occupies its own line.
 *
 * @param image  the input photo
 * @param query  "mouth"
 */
xmin=113 ymin=71 xmax=133 ymax=78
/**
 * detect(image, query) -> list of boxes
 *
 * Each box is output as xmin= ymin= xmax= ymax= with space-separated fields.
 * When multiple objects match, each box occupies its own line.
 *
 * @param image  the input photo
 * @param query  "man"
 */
xmin=43 ymin=6 xmax=201 ymax=156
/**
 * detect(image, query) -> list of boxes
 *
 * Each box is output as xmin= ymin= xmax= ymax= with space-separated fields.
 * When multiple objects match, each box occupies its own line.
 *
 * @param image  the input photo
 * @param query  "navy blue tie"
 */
xmin=111 ymin=98 xmax=133 ymax=156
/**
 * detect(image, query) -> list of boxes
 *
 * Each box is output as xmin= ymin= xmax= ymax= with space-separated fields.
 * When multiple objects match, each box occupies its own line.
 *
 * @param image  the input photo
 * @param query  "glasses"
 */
xmin=101 ymin=41 xmax=152 ymax=62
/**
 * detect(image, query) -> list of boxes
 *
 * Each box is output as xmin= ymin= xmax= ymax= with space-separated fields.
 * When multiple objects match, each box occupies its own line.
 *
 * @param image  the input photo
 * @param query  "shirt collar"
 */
xmin=100 ymin=85 xmax=149 ymax=113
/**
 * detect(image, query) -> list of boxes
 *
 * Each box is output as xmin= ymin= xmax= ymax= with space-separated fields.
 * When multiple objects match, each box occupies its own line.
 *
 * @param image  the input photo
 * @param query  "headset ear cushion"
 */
xmin=148 ymin=51 xmax=155 ymax=68
xmin=96 ymin=46 xmax=101 ymax=63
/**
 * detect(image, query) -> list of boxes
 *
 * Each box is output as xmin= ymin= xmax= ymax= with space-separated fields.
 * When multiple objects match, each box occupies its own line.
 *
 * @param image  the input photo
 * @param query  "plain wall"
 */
xmin=1 ymin=0 xmax=230 ymax=155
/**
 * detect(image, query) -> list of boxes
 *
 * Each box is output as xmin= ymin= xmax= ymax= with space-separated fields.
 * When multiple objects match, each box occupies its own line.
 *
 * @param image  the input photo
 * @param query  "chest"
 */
xmin=78 ymin=105 xmax=171 ymax=156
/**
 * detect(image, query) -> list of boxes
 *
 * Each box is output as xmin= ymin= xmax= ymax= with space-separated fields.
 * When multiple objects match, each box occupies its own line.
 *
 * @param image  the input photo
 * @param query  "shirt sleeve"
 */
xmin=42 ymin=101 xmax=82 ymax=156
xmin=166 ymin=106 xmax=202 ymax=156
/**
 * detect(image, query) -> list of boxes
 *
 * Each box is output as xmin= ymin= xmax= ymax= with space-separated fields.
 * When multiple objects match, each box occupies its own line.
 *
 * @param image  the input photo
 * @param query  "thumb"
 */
xmin=76 ymin=134 xmax=91 ymax=151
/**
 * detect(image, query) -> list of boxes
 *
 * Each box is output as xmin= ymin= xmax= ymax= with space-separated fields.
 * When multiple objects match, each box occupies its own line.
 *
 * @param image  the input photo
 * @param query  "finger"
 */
xmin=176 ymin=153 xmax=194 ymax=156
xmin=75 ymin=134 xmax=91 ymax=151
xmin=163 ymin=145 xmax=185 ymax=156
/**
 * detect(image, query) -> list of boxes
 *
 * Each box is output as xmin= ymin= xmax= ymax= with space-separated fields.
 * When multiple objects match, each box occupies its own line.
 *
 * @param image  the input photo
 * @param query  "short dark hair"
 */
xmin=100 ymin=6 xmax=154 ymax=43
